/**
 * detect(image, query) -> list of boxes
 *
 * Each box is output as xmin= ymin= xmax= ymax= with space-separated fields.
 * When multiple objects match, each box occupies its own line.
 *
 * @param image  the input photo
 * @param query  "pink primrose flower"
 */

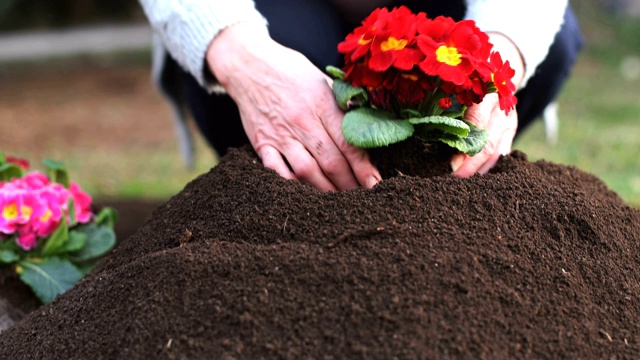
xmin=1 ymin=169 xmax=95 ymax=248
xmin=21 ymin=171 xmax=50 ymax=190
xmin=31 ymin=187 xmax=64 ymax=238
xmin=0 ymin=186 xmax=36 ymax=234
xmin=69 ymin=182 xmax=93 ymax=223
xmin=16 ymin=225 xmax=38 ymax=251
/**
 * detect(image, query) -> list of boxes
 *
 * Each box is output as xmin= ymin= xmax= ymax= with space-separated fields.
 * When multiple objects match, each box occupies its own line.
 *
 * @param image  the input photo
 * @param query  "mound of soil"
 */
xmin=0 ymin=146 xmax=639 ymax=359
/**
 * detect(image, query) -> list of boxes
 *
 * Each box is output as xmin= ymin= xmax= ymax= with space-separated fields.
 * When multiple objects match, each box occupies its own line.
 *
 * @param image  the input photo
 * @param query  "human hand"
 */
xmin=450 ymin=93 xmax=518 ymax=177
xmin=450 ymin=32 xmax=524 ymax=177
xmin=206 ymin=23 xmax=381 ymax=191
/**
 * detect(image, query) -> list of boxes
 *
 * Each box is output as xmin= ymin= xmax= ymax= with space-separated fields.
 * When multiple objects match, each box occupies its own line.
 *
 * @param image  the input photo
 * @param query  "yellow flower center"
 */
xmin=381 ymin=37 xmax=408 ymax=52
xmin=436 ymin=45 xmax=462 ymax=66
xmin=358 ymin=36 xmax=372 ymax=45
xmin=40 ymin=208 xmax=52 ymax=222
xmin=2 ymin=203 xmax=18 ymax=220
xmin=21 ymin=205 xmax=32 ymax=219
xmin=491 ymin=73 xmax=506 ymax=86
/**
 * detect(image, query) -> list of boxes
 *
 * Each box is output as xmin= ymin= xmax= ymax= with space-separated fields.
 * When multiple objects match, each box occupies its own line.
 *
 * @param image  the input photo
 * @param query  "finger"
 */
xmin=452 ymin=121 xmax=503 ymax=178
xmin=452 ymin=139 xmax=495 ymax=178
xmin=314 ymin=88 xmax=382 ymax=189
xmin=475 ymin=125 xmax=516 ymax=174
xmin=281 ymin=141 xmax=338 ymax=192
xmin=302 ymin=132 xmax=361 ymax=190
xmin=343 ymin=148 xmax=381 ymax=189
xmin=258 ymin=144 xmax=298 ymax=181
xmin=463 ymin=95 xmax=495 ymax=129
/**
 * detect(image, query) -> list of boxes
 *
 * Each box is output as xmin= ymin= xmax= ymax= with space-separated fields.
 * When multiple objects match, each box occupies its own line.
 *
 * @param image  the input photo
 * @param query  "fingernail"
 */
xmin=451 ymin=156 xmax=463 ymax=172
xmin=365 ymin=175 xmax=379 ymax=189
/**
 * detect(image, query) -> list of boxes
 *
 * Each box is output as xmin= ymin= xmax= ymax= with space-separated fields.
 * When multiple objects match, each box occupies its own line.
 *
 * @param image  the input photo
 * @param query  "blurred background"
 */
xmin=0 ymin=0 xmax=638 ymax=213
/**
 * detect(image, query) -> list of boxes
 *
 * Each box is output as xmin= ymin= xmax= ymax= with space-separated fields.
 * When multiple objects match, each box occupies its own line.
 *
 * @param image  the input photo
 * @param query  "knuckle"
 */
xmin=318 ymin=155 xmax=347 ymax=178
xmin=291 ymin=157 xmax=314 ymax=179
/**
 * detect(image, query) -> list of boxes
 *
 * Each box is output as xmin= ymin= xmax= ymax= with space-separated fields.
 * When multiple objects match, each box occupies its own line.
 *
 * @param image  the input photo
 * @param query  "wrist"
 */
xmin=206 ymin=22 xmax=271 ymax=87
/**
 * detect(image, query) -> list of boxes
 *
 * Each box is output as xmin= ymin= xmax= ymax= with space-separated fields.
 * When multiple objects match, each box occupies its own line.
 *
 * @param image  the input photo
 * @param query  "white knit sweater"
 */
xmin=139 ymin=0 xmax=568 ymax=89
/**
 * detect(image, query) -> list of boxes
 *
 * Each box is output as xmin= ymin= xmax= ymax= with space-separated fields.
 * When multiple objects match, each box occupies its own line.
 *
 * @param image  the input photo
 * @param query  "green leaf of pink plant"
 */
xmin=63 ymin=231 xmax=88 ymax=253
xmin=70 ymin=224 xmax=116 ymax=262
xmin=0 ymin=249 xmax=19 ymax=263
xmin=0 ymin=162 xmax=23 ymax=182
xmin=41 ymin=216 xmax=69 ymax=257
xmin=43 ymin=158 xmax=70 ymax=188
xmin=17 ymin=257 xmax=83 ymax=304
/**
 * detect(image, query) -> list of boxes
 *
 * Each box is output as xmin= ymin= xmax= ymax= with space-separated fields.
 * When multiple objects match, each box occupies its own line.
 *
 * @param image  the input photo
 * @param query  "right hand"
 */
xmin=206 ymin=22 xmax=381 ymax=191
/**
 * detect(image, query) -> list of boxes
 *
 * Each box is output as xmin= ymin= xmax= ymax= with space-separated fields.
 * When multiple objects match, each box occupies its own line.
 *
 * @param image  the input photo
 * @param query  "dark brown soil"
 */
xmin=0 ymin=145 xmax=639 ymax=359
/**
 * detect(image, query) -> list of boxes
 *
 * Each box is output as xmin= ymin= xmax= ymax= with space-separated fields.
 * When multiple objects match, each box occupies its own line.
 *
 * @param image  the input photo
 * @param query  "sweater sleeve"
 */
xmin=464 ymin=0 xmax=568 ymax=88
xmin=138 ymin=0 xmax=268 ymax=88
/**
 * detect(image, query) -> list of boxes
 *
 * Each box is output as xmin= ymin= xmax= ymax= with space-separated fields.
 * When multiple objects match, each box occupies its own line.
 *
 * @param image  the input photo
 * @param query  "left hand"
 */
xmin=450 ymin=93 xmax=518 ymax=177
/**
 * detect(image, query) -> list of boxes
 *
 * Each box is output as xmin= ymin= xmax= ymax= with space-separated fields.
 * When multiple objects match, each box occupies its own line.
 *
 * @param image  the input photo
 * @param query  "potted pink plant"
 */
xmin=0 ymin=154 xmax=116 ymax=305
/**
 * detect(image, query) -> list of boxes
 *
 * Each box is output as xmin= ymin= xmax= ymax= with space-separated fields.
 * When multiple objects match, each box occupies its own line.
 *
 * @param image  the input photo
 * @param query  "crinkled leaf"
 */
xmin=325 ymin=65 xmax=345 ymax=80
xmin=460 ymin=123 xmax=490 ymax=156
xmin=17 ymin=258 xmax=83 ymax=304
xmin=342 ymin=107 xmax=414 ymax=148
xmin=71 ymin=224 xmax=115 ymax=261
xmin=425 ymin=128 xmax=487 ymax=156
xmin=332 ymin=79 xmax=368 ymax=111
xmin=41 ymin=216 xmax=69 ymax=257
xmin=42 ymin=158 xmax=69 ymax=187
xmin=410 ymin=115 xmax=470 ymax=138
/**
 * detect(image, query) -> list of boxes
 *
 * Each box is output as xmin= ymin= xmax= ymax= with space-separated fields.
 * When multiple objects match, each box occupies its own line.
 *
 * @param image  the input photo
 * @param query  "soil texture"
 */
xmin=0 ymin=146 xmax=639 ymax=359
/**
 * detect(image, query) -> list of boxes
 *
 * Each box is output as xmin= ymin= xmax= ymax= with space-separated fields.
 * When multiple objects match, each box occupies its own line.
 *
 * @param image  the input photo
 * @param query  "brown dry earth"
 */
xmin=0 ymin=143 xmax=638 ymax=359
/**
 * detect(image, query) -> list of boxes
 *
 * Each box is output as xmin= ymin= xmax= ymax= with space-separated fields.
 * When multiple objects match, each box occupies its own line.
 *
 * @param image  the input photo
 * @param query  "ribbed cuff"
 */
xmin=147 ymin=1 xmax=268 ymax=89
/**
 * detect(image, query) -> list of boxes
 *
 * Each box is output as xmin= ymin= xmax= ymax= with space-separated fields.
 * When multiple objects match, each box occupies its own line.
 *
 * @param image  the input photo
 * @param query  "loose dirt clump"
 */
xmin=0 ymin=146 xmax=639 ymax=359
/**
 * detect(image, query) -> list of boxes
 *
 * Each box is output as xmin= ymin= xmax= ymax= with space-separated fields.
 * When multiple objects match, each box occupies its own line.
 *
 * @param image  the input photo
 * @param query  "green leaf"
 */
xmin=0 ymin=249 xmax=19 ymax=263
xmin=41 ymin=216 xmax=69 ymax=256
xmin=71 ymin=224 xmax=116 ymax=261
xmin=325 ymin=65 xmax=345 ymax=80
xmin=17 ymin=258 xmax=83 ymax=304
xmin=94 ymin=206 xmax=118 ymax=228
xmin=64 ymin=230 xmax=87 ymax=253
xmin=342 ymin=107 xmax=414 ymax=148
xmin=0 ymin=162 xmax=23 ymax=181
xmin=332 ymin=79 xmax=368 ymax=111
xmin=425 ymin=124 xmax=488 ymax=156
xmin=76 ymin=262 xmax=97 ymax=276
xmin=400 ymin=108 xmax=422 ymax=119
xmin=42 ymin=158 xmax=70 ymax=187
xmin=67 ymin=197 xmax=77 ymax=227
xmin=410 ymin=115 xmax=470 ymax=138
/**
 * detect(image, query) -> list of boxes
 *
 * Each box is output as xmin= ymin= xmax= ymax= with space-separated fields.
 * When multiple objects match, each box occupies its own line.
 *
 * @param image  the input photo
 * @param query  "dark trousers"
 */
xmin=179 ymin=0 xmax=584 ymax=157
